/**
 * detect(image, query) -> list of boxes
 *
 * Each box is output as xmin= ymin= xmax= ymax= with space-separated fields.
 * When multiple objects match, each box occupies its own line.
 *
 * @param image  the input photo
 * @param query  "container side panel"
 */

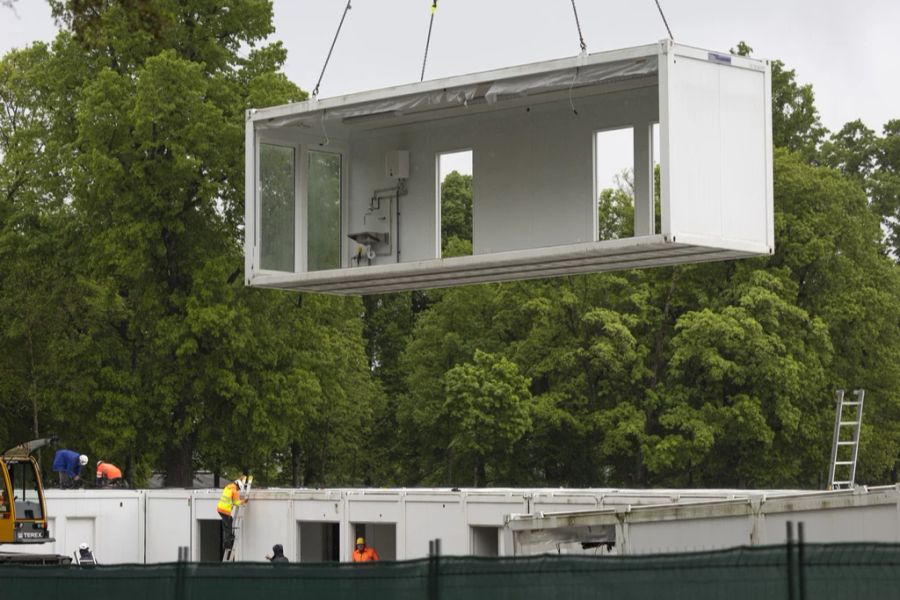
xmin=627 ymin=515 xmax=752 ymax=554
xmin=403 ymin=500 xmax=466 ymax=558
xmin=765 ymin=505 xmax=900 ymax=544
xmin=719 ymin=66 xmax=768 ymax=243
xmin=667 ymin=56 xmax=723 ymax=240
xmin=667 ymin=54 xmax=769 ymax=249
xmin=146 ymin=495 xmax=192 ymax=563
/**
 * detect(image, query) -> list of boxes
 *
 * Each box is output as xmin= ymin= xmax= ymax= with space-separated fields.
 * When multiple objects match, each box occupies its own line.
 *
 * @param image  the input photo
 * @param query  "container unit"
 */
xmin=11 ymin=487 xmax=896 ymax=564
xmin=244 ymin=41 xmax=773 ymax=294
xmin=507 ymin=486 xmax=900 ymax=556
xmin=0 ymin=489 xmax=144 ymax=563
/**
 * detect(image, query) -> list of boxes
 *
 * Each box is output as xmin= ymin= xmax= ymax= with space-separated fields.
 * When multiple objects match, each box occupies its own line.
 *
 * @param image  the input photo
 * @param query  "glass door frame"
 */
xmin=253 ymin=132 xmax=349 ymax=274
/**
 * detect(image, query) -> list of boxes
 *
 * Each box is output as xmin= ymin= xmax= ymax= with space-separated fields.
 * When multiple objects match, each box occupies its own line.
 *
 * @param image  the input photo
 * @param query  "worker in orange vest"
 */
xmin=217 ymin=477 xmax=248 ymax=556
xmin=95 ymin=460 xmax=124 ymax=488
xmin=352 ymin=537 xmax=379 ymax=562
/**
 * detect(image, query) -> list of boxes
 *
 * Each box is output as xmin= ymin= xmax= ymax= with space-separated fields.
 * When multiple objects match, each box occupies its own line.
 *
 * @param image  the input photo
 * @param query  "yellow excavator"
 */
xmin=0 ymin=438 xmax=53 ymax=545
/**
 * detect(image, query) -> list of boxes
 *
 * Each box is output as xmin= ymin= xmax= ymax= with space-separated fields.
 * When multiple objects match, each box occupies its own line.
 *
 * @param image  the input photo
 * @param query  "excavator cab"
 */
xmin=0 ymin=439 xmax=53 ymax=544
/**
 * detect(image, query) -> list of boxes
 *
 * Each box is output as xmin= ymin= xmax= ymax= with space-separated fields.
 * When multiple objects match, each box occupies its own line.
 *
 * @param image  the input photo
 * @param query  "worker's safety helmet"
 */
xmin=356 ymin=537 xmax=365 ymax=546
xmin=78 ymin=455 xmax=88 ymax=466
xmin=79 ymin=543 xmax=89 ymax=551
xmin=234 ymin=478 xmax=245 ymax=491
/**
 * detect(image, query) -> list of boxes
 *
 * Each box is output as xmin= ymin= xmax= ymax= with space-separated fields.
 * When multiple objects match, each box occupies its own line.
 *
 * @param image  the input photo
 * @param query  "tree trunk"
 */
xmin=164 ymin=434 xmax=194 ymax=488
xmin=291 ymin=440 xmax=301 ymax=487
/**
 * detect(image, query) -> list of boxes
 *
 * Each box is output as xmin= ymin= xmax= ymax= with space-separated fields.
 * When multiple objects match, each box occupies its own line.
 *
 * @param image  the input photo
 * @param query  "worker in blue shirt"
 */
xmin=52 ymin=449 xmax=88 ymax=488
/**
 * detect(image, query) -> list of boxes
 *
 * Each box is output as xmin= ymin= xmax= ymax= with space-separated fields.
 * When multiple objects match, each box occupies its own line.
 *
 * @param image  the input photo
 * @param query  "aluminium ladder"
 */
xmin=828 ymin=389 xmax=865 ymax=490
xmin=222 ymin=475 xmax=253 ymax=562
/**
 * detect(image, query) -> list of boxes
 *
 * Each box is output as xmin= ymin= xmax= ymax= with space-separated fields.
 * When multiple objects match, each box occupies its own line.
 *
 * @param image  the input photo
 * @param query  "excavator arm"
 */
xmin=2 ymin=437 xmax=57 ymax=458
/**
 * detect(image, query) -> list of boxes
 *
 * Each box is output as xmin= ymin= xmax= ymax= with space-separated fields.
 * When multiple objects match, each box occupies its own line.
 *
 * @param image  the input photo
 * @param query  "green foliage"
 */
xmin=443 ymin=350 xmax=532 ymax=486
xmin=2 ymin=20 xmax=899 ymax=493
xmin=0 ymin=0 xmax=376 ymax=488
xmin=440 ymin=170 xmax=472 ymax=255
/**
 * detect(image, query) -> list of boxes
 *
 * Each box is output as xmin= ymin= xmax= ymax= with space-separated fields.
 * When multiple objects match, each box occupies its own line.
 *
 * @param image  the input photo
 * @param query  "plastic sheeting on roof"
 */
xmin=258 ymin=56 xmax=659 ymax=129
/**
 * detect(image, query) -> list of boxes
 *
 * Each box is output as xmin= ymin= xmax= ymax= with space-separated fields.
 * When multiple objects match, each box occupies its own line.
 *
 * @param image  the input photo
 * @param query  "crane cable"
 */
xmin=653 ymin=0 xmax=674 ymax=41
xmin=569 ymin=0 xmax=587 ymax=53
xmin=312 ymin=0 xmax=353 ymax=99
xmin=420 ymin=1 xmax=438 ymax=82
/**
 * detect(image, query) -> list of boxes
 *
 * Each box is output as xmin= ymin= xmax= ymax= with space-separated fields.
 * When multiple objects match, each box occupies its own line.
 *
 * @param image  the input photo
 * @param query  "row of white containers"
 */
xmin=1 ymin=486 xmax=898 ymax=564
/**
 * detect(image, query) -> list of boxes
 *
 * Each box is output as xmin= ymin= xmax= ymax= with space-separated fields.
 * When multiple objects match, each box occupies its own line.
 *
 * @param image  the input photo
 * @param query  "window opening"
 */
xmin=7 ymin=460 xmax=43 ymax=519
xmin=259 ymin=143 xmax=296 ymax=272
xmin=652 ymin=122 xmax=661 ymax=234
xmin=438 ymin=150 xmax=473 ymax=258
xmin=307 ymin=150 xmax=342 ymax=271
xmin=595 ymin=127 xmax=634 ymax=240
xmin=299 ymin=521 xmax=340 ymax=562
xmin=471 ymin=526 xmax=499 ymax=556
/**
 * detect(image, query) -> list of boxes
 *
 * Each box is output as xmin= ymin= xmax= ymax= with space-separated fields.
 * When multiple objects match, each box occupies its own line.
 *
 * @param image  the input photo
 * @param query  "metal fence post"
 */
xmin=798 ymin=522 xmax=806 ymax=600
xmin=428 ymin=538 xmax=441 ymax=600
xmin=786 ymin=521 xmax=795 ymax=600
xmin=176 ymin=545 xmax=189 ymax=600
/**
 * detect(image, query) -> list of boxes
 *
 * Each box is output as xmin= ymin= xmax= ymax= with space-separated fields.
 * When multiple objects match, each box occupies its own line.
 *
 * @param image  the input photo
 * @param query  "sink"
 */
xmin=347 ymin=231 xmax=389 ymax=246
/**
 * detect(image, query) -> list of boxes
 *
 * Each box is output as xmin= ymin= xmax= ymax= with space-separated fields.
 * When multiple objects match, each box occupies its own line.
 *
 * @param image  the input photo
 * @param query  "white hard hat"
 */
xmin=235 ymin=478 xmax=245 ymax=491
xmin=79 ymin=455 xmax=88 ymax=466
xmin=79 ymin=543 xmax=89 ymax=551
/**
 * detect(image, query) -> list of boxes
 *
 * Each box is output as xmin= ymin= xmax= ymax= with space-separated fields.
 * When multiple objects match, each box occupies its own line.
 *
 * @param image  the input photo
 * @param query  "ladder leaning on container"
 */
xmin=828 ymin=389 xmax=865 ymax=490
xmin=222 ymin=476 xmax=253 ymax=562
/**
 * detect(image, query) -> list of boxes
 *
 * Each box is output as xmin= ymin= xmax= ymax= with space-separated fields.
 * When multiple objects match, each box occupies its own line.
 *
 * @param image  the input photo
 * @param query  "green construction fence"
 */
xmin=2 ymin=542 xmax=900 ymax=599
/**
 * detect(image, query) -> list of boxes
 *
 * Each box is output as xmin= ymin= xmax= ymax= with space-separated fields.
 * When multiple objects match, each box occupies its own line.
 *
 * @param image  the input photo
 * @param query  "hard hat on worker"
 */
xmin=78 ymin=455 xmax=88 ymax=466
xmin=79 ymin=542 xmax=89 ymax=551
xmin=356 ymin=537 xmax=365 ymax=545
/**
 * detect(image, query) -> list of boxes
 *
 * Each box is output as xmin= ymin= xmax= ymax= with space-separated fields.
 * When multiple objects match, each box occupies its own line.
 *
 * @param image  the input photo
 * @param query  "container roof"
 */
xmin=252 ymin=43 xmax=662 ymax=134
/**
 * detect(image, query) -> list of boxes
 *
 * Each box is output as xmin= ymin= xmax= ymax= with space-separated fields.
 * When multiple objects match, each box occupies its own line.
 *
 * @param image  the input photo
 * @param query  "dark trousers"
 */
xmin=58 ymin=472 xmax=73 ymax=489
xmin=220 ymin=513 xmax=235 ymax=551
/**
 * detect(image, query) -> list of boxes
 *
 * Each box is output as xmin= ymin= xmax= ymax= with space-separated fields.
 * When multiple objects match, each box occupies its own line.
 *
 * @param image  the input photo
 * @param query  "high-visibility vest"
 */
xmin=217 ymin=483 xmax=242 ymax=515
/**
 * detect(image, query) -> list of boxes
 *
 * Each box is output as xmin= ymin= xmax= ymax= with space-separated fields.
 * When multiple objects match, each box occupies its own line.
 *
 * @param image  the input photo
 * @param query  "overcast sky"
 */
xmin=2 ymin=1 xmax=898 ymax=135
xmin=3 ymin=0 xmax=898 ymax=178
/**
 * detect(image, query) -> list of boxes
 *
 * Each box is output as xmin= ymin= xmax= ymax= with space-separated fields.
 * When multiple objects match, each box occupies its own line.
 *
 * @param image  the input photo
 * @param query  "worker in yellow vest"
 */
xmin=217 ymin=476 xmax=248 ymax=555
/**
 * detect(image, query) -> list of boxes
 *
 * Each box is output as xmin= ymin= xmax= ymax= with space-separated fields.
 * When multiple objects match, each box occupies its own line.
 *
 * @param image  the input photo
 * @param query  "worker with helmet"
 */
xmin=217 ymin=475 xmax=249 ymax=557
xmin=95 ymin=460 xmax=124 ymax=488
xmin=352 ymin=536 xmax=380 ymax=562
xmin=52 ymin=449 xmax=88 ymax=489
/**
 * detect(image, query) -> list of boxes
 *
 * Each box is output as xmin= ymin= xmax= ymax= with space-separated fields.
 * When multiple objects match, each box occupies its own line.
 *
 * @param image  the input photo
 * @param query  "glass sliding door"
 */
xmin=259 ymin=143 xmax=296 ymax=272
xmin=307 ymin=150 xmax=342 ymax=271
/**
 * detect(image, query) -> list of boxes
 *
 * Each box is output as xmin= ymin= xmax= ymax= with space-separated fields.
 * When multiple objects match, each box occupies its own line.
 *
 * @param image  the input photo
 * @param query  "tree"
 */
xmin=443 ymin=350 xmax=532 ymax=486
xmin=0 ymin=1 xmax=378 ymax=488
xmin=440 ymin=170 xmax=472 ymax=256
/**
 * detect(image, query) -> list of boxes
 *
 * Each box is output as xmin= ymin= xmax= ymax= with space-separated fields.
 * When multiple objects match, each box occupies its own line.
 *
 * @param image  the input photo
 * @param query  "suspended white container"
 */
xmin=244 ymin=40 xmax=773 ymax=295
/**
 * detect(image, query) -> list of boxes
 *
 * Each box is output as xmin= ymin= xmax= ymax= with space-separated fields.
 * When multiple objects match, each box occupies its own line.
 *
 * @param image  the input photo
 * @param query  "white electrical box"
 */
xmin=385 ymin=150 xmax=409 ymax=179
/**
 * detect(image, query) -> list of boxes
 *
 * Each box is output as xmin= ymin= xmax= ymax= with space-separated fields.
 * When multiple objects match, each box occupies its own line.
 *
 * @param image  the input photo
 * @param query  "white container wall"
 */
xmin=5 ymin=487 xmax=896 ymax=563
xmin=244 ymin=41 xmax=773 ymax=294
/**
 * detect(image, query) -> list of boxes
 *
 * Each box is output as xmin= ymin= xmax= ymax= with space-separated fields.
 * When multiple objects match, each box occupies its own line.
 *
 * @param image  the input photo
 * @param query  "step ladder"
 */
xmin=828 ymin=389 xmax=864 ymax=490
xmin=222 ymin=475 xmax=253 ymax=562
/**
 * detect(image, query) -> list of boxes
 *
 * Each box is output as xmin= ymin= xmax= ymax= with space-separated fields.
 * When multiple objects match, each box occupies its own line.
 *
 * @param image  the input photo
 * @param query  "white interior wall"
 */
xmin=347 ymin=85 xmax=659 ymax=265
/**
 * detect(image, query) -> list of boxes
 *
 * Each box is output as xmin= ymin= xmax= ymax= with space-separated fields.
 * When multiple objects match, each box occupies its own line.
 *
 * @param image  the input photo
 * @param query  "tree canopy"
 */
xmin=1 ymin=15 xmax=897 ymax=490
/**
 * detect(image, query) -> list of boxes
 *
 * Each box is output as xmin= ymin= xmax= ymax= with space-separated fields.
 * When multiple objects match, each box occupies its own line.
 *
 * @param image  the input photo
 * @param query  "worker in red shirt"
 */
xmin=352 ymin=537 xmax=379 ymax=562
xmin=95 ymin=460 xmax=124 ymax=488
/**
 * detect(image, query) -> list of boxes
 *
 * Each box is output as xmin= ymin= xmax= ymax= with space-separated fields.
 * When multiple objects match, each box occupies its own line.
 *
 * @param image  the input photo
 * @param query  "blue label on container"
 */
xmin=707 ymin=52 xmax=732 ymax=65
